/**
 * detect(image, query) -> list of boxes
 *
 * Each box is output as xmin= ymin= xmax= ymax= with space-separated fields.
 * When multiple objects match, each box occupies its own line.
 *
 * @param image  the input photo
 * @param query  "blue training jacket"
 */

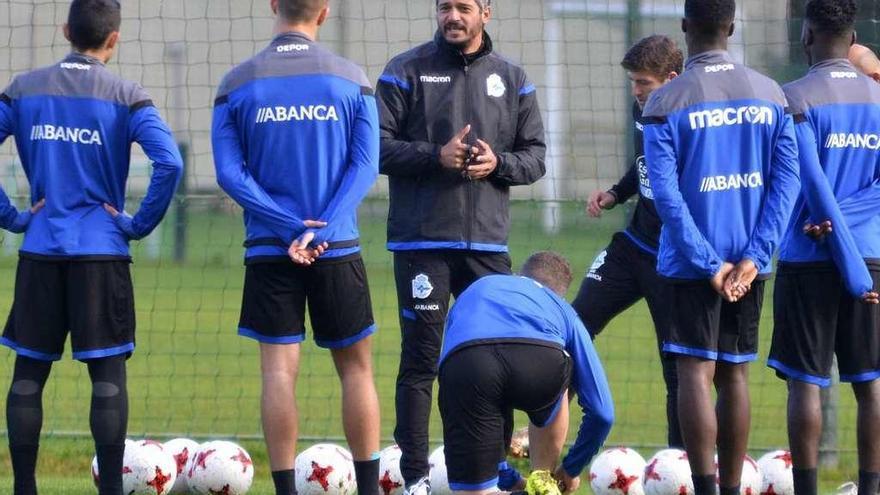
xmin=212 ymin=32 xmax=379 ymax=261
xmin=441 ymin=275 xmax=615 ymax=479
xmin=642 ymin=50 xmax=800 ymax=279
xmin=779 ymin=59 xmax=880 ymax=296
xmin=0 ymin=52 xmax=183 ymax=258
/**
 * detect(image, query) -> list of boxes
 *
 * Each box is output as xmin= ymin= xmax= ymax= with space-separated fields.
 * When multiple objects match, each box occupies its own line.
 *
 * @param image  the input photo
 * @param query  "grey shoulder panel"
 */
xmin=784 ymin=69 xmax=880 ymax=113
xmin=8 ymin=62 xmax=151 ymax=108
xmin=217 ymin=43 xmax=371 ymax=100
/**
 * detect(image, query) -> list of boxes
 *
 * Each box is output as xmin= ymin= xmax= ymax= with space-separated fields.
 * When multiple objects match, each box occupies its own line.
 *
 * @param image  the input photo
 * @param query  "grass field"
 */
xmin=0 ymin=198 xmax=863 ymax=493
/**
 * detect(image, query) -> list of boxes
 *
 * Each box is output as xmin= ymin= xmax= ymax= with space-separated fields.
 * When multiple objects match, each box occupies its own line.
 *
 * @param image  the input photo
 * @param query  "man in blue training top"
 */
xmin=0 ymin=1 xmax=183 ymax=493
xmin=211 ymin=1 xmax=381 ymax=495
xmin=642 ymin=0 xmax=800 ymax=493
xmin=771 ymin=2 xmax=880 ymax=494
xmin=438 ymin=252 xmax=614 ymax=494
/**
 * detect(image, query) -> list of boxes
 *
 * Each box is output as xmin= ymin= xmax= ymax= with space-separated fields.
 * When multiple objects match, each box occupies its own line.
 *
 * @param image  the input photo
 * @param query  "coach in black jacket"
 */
xmin=376 ymin=0 xmax=545 ymax=492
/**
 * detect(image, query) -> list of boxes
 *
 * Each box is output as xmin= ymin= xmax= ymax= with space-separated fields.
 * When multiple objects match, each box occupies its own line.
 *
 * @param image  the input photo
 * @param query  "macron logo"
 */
xmin=825 ymin=133 xmax=880 ymax=150
xmin=420 ymin=75 xmax=452 ymax=83
xmin=704 ymin=63 xmax=734 ymax=73
xmin=255 ymin=105 xmax=339 ymax=123
xmin=277 ymin=44 xmax=309 ymax=53
xmin=60 ymin=62 xmax=90 ymax=71
xmin=699 ymin=172 xmax=764 ymax=193
xmin=830 ymin=71 xmax=858 ymax=79
xmin=31 ymin=124 xmax=102 ymax=145
xmin=688 ymin=106 xmax=774 ymax=130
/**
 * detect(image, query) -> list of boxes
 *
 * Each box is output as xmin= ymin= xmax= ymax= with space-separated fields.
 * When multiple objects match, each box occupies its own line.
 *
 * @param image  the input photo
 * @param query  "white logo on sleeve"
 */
xmin=412 ymin=273 xmax=434 ymax=300
xmin=486 ymin=73 xmax=506 ymax=98
xmin=586 ymin=250 xmax=607 ymax=282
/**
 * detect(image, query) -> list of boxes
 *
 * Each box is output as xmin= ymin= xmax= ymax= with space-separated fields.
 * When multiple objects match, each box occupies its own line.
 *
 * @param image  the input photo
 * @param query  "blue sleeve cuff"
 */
xmin=7 ymin=210 xmax=31 ymax=234
xmin=113 ymin=212 xmax=140 ymax=240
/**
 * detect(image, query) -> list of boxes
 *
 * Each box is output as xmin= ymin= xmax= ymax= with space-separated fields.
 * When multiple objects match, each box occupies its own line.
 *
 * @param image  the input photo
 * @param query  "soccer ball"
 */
xmin=294 ymin=443 xmax=356 ymax=495
xmin=91 ymin=455 xmax=100 ymax=487
xmin=163 ymin=438 xmax=200 ymax=494
xmin=589 ymin=447 xmax=647 ymax=495
xmin=378 ymin=445 xmax=405 ymax=495
xmin=187 ymin=440 xmax=254 ymax=495
xmin=123 ymin=439 xmax=178 ymax=495
xmin=740 ymin=456 xmax=762 ymax=495
xmin=643 ymin=449 xmax=693 ymax=495
xmin=429 ymin=446 xmax=453 ymax=495
xmin=756 ymin=450 xmax=793 ymax=495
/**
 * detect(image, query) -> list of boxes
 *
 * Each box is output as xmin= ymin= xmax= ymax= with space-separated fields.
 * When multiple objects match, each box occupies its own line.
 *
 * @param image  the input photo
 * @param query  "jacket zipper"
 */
xmin=463 ymin=58 xmax=474 ymax=250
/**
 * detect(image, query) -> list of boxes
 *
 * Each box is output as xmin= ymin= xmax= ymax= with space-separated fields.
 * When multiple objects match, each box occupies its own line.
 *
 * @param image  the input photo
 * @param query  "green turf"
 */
xmin=0 ymin=198 xmax=864 ymax=493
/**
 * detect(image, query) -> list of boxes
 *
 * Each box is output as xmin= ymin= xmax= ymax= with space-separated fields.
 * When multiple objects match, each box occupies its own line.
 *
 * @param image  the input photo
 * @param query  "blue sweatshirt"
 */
xmin=779 ymin=59 xmax=880 ymax=296
xmin=212 ymin=32 xmax=379 ymax=261
xmin=0 ymin=52 xmax=182 ymax=258
xmin=441 ymin=275 xmax=615 ymax=478
xmin=642 ymin=50 xmax=800 ymax=279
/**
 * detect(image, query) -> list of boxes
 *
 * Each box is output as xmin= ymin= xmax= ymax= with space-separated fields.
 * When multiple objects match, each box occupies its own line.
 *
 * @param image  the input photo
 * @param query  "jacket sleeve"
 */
xmin=310 ymin=91 xmax=380 ymax=244
xmin=0 ymin=92 xmax=30 ymax=234
xmin=492 ymin=83 xmax=546 ymax=186
xmin=795 ymin=119 xmax=873 ymax=297
xmin=125 ymin=104 xmax=184 ymax=240
xmin=741 ymin=114 xmax=801 ymax=271
xmin=377 ymin=70 xmax=442 ymax=177
xmin=212 ymin=96 xmax=306 ymax=243
xmin=835 ymin=178 xmax=880 ymax=228
xmin=644 ymin=117 xmax=723 ymax=277
xmin=561 ymin=307 xmax=614 ymax=477
xmin=609 ymin=162 xmax=639 ymax=204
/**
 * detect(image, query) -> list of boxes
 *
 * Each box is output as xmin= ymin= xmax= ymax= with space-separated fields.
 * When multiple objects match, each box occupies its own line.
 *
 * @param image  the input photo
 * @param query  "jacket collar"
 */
xmin=685 ymin=49 xmax=734 ymax=71
xmin=809 ymin=58 xmax=856 ymax=73
xmin=270 ymin=31 xmax=314 ymax=47
xmin=433 ymin=30 xmax=493 ymax=65
xmin=63 ymin=52 xmax=105 ymax=66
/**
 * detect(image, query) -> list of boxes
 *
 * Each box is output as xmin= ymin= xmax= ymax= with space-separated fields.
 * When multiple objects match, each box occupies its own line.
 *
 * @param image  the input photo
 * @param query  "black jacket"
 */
xmin=377 ymin=31 xmax=546 ymax=252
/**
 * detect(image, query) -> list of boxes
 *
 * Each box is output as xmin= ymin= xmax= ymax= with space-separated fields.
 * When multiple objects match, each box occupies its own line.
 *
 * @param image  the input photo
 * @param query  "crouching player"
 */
xmin=438 ymin=252 xmax=614 ymax=494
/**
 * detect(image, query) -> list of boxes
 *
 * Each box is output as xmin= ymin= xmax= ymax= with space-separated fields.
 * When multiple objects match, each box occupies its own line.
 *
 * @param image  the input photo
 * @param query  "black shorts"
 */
xmin=438 ymin=342 xmax=571 ymax=490
xmin=238 ymin=255 xmax=375 ymax=348
xmin=1 ymin=257 xmax=135 ymax=361
xmin=769 ymin=261 xmax=880 ymax=387
xmin=662 ymin=279 xmax=765 ymax=363
xmin=572 ymin=232 xmax=672 ymax=341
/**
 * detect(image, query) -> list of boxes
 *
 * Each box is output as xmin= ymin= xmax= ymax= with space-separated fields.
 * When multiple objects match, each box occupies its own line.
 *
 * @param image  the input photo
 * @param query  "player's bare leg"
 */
xmin=331 ymin=336 xmax=381 ymax=495
xmin=853 ymin=379 xmax=880 ymax=495
xmin=529 ymin=391 xmax=569 ymax=472
xmin=787 ymin=380 xmax=821 ymax=495
xmin=714 ymin=362 xmax=749 ymax=490
xmin=259 ymin=343 xmax=300 ymax=471
xmin=676 ymin=356 xmax=718 ymax=494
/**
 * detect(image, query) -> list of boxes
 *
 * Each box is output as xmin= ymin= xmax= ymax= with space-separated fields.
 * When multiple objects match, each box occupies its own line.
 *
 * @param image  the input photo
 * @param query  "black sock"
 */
xmin=355 ymin=459 xmax=381 ymax=495
xmin=6 ymin=356 xmax=51 ymax=495
xmin=793 ymin=468 xmax=817 ymax=495
xmin=693 ymin=474 xmax=717 ymax=495
xmin=858 ymin=470 xmax=880 ymax=495
xmin=719 ymin=485 xmax=741 ymax=495
xmin=86 ymin=356 xmax=129 ymax=495
xmin=272 ymin=469 xmax=297 ymax=495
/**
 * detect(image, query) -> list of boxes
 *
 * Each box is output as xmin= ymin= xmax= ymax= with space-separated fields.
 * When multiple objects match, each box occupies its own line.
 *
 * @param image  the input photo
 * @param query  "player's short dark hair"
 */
xmin=521 ymin=251 xmax=573 ymax=297
xmin=67 ymin=0 xmax=121 ymax=51
xmin=621 ymin=35 xmax=684 ymax=79
xmin=277 ymin=0 xmax=329 ymax=23
xmin=684 ymin=0 xmax=736 ymax=37
xmin=805 ymin=0 xmax=857 ymax=37
xmin=435 ymin=0 xmax=491 ymax=10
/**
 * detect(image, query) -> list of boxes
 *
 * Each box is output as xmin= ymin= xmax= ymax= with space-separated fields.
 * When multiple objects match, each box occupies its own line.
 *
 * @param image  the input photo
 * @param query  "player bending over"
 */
xmin=642 ymin=0 xmax=800 ymax=493
xmin=1 ymin=1 xmax=183 ymax=493
xmin=211 ymin=1 xmax=381 ymax=494
xmin=573 ymin=34 xmax=684 ymax=449
xmin=438 ymin=252 xmax=614 ymax=495
xmin=771 ymin=2 xmax=880 ymax=494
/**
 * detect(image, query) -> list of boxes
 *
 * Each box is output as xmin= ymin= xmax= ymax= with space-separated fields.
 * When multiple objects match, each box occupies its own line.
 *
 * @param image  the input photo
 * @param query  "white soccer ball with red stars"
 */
xmin=740 ymin=455 xmax=762 ymax=495
xmin=378 ymin=445 xmax=405 ymax=495
xmin=589 ymin=447 xmax=647 ymax=495
xmin=123 ymin=439 xmax=178 ymax=495
xmin=643 ymin=449 xmax=693 ymax=495
xmin=162 ymin=438 xmax=200 ymax=494
xmin=295 ymin=443 xmax=356 ymax=495
xmin=187 ymin=441 xmax=254 ymax=495
xmin=756 ymin=450 xmax=793 ymax=495
xmin=429 ymin=446 xmax=453 ymax=495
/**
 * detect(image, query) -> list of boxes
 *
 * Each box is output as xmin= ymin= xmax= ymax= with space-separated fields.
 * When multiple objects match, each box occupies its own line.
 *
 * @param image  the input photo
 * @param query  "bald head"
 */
xmin=849 ymin=44 xmax=880 ymax=83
